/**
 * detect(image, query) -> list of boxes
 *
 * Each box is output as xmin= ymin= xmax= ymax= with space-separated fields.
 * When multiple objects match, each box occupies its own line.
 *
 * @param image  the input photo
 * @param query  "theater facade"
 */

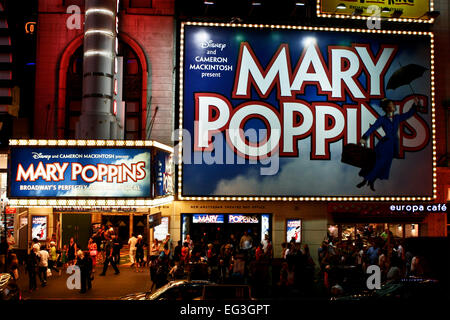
xmin=1 ymin=0 xmax=448 ymax=262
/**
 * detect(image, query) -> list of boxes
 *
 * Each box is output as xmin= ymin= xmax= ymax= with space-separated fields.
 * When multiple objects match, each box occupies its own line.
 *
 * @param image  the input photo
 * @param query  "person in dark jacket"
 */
xmin=25 ymin=247 xmax=38 ymax=292
xmin=173 ymin=240 xmax=182 ymax=263
xmin=76 ymin=250 xmax=93 ymax=293
xmin=112 ymin=234 xmax=121 ymax=265
xmin=357 ymin=97 xmax=419 ymax=191
xmin=99 ymin=236 xmax=120 ymax=276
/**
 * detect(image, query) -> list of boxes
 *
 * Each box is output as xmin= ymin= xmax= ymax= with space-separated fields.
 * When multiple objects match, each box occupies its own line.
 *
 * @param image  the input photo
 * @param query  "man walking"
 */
xmin=112 ymin=234 xmax=121 ymax=265
xmin=99 ymin=235 xmax=120 ymax=276
xmin=128 ymin=233 xmax=137 ymax=267
xmin=37 ymin=245 xmax=49 ymax=286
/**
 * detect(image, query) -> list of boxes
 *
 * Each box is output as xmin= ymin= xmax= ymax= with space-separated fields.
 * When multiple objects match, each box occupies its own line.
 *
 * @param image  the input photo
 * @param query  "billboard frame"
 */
xmin=177 ymin=21 xmax=437 ymax=202
xmin=316 ymin=0 xmax=436 ymax=23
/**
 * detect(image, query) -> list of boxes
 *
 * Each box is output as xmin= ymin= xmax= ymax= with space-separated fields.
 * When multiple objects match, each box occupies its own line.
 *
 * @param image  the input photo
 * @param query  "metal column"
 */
xmin=78 ymin=0 xmax=120 ymax=139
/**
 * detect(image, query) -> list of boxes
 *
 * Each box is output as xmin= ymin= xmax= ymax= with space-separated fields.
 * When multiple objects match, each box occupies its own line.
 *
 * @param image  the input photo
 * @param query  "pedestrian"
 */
xmin=77 ymin=250 xmax=93 ymax=293
xmin=366 ymin=241 xmax=380 ymax=266
xmin=135 ymin=235 xmax=144 ymax=272
xmin=6 ymin=230 xmax=15 ymax=250
xmin=88 ymin=238 xmax=98 ymax=273
xmin=32 ymin=238 xmax=40 ymax=252
xmin=48 ymin=241 xmax=60 ymax=275
xmin=8 ymin=253 xmax=19 ymax=281
xmin=183 ymin=234 xmax=194 ymax=251
xmin=263 ymin=235 xmax=273 ymax=259
xmin=37 ymin=245 xmax=49 ymax=287
xmin=239 ymin=230 xmax=253 ymax=253
xmin=25 ymin=247 xmax=38 ymax=292
xmin=181 ymin=242 xmax=190 ymax=265
xmin=173 ymin=240 xmax=182 ymax=264
xmin=143 ymin=243 xmax=149 ymax=267
xmin=151 ymin=238 xmax=160 ymax=259
xmin=112 ymin=234 xmax=121 ymax=265
xmin=163 ymin=234 xmax=173 ymax=260
xmin=261 ymin=234 xmax=270 ymax=253
xmin=255 ymin=244 xmax=263 ymax=261
xmin=99 ymin=234 xmax=120 ymax=276
xmin=67 ymin=237 xmax=77 ymax=266
xmin=128 ymin=233 xmax=137 ymax=267
xmin=61 ymin=244 xmax=68 ymax=268
xmin=281 ymin=242 xmax=288 ymax=260
xmin=96 ymin=225 xmax=106 ymax=264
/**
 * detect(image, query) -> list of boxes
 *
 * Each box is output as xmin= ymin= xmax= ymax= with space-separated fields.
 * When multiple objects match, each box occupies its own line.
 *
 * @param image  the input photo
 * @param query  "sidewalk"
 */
xmin=16 ymin=249 xmax=152 ymax=300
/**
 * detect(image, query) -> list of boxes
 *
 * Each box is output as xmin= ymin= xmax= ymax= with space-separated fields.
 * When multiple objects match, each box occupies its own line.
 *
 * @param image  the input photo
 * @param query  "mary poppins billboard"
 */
xmin=9 ymin=147 xmax=151 ymax=198
xmin=179 ymin=23 xmax=434 ymax=198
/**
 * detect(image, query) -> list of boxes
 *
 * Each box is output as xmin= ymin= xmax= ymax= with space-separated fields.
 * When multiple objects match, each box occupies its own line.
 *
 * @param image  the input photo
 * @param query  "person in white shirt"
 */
xmin=261 ymin=234 xmax=269 ymax=253
xmin=128 ymin=234 xmax=138 ymax=266
xmin=32 ymin=238 xmax=41 ymax=252
xmin=37 ymin=245 xmax=49 ymax=286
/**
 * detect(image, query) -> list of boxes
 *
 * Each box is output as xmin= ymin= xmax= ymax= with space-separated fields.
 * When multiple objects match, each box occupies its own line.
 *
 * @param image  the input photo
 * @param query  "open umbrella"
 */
xmin=386 ymin=64 xmax=428 ymax=93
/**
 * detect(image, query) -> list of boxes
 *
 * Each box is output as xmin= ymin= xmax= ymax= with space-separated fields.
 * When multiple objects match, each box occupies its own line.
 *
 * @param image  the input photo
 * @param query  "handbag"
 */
xmin=47 ymin=268 xmax=52 ymax=277
xmin=341 ymin=143 xmax=376 ymax=169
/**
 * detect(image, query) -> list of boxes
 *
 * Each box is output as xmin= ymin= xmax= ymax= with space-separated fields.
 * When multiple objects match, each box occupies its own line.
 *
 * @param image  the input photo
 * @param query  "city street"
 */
xmin=16 ymin=250 xmax=152 ymax=300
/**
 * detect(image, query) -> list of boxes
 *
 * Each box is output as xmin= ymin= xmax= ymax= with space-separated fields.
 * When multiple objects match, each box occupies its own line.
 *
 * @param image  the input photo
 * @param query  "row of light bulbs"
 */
xmin=9 ymin=196 xmax=174 ymax=208
xmin=9 ymin=139 xmax=174 ymax=153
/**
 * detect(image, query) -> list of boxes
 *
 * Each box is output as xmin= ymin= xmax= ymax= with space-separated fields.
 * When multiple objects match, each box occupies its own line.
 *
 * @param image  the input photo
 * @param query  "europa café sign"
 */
xmin=179 ymin=23 xmax=435 ymax=200
xmin=8 ymin=141 xmax=174 ymax=201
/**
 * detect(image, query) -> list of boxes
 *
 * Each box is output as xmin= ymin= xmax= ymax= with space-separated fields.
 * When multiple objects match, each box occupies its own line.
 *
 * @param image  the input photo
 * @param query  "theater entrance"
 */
xmin=102 ymin=215 xmax=130 ymax=242
xmin=181 ymin=214 xmax=272 ymax=246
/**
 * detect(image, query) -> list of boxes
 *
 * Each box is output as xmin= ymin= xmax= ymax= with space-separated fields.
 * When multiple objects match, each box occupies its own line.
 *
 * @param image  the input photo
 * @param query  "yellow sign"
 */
xmin=319 ymin=0 xmax=432 ymax=20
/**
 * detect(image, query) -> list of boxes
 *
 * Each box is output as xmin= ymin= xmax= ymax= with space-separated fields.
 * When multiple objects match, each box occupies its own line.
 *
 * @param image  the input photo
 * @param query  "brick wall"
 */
xmin=120 ymin=14 xmax=175 ymax=145
xmin=433 ymin=0 xmax=450 ymax=163
xmin=35 ymin=0 xmax=175 ymax=146
xmin=34 ymin=2 xmax=84 ymax=137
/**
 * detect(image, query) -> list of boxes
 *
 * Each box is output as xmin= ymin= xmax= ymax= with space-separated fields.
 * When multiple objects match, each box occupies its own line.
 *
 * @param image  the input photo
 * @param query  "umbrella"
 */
xmin=386 ymin=64 xmax=428 ymax=93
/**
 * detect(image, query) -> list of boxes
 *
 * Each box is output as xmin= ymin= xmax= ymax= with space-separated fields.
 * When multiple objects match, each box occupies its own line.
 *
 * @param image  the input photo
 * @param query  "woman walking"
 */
xmin=88 ymin=238 xmax=98 ymax=273
xmin=135 ymin=235 xmax=144 ymax=272
xmin=67 ymin=237 xmax=77 ymax=266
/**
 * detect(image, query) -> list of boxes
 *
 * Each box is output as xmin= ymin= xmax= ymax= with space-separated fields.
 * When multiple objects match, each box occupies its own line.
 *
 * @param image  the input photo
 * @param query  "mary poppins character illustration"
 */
xmin=357 ymin=97 xmax=420 ymax=191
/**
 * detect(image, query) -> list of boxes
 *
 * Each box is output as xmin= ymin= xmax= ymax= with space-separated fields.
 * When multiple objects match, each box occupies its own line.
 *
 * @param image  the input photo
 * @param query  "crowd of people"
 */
xmin=316 ymin=230 xmax=429 ymax=296
xmin=1 ymin=224 xmax=433 ymax=298
xmin=142 ymin=231 xmax=277 ymax=293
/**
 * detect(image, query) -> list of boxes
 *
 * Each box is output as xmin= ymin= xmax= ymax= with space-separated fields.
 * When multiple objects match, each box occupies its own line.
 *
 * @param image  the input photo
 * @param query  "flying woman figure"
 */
xmin=357 ymin=97 xmax=420 ymax=191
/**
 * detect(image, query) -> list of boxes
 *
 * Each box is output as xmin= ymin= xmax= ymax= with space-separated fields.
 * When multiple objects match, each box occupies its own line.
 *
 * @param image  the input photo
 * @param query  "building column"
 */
xmin=78 ymin=0 xmax=120 ymax=139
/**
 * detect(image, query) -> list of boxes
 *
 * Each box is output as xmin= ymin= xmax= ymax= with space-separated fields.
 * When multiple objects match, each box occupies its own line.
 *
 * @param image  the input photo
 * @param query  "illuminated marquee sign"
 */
xmin=155 ymin=150 xmax=174 ymax=197
xmin=179 ymin=22 xmax=435 ymax=201
xmin=193 ymin=214 xmax=224 ymax=223
xmin=228 ymin=214 xmax=259 ymax=224
xmin=286 ymin=219 xmax=302 ymax=243
xmin=9 ymin=146 xmax=151 ymax=198
xmin=317 ymin=0 xmax=434 ymax=22
xmin=31 ymin=215 xmax=47 ymax=241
